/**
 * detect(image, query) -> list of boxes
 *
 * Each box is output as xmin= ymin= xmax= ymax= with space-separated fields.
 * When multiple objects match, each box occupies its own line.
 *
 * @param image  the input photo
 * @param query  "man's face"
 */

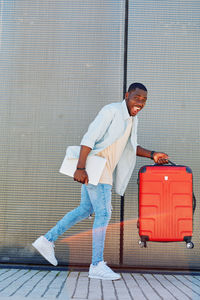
xmin=125 ymin=88 xmax=147 ymax=117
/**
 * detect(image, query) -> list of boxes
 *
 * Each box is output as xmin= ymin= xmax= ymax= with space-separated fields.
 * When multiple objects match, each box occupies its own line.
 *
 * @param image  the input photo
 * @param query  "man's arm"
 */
xmin=74 ymin=105 xmax=113 ymax=184
xmin=137 ymin=145 xmax=169 ymax=164
xmin=80 ymin=105 xmax=113 ymax=150
xmin=73 ymin=145 xmax=92 ymax=184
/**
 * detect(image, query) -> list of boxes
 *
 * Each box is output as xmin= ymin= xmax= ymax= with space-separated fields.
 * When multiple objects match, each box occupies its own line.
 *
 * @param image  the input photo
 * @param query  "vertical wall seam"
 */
xmin=120 ymin=0 xmax=129 ymax=266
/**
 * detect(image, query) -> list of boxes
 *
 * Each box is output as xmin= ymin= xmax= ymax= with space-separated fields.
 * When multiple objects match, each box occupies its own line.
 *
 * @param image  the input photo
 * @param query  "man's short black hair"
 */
xmin=128 ymin=82 xmax=147 ymax=92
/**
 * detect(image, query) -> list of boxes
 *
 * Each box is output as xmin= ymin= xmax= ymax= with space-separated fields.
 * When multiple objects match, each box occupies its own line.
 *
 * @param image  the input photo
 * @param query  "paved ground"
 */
xmin=0 ymin=267 xmax=200 ymax=300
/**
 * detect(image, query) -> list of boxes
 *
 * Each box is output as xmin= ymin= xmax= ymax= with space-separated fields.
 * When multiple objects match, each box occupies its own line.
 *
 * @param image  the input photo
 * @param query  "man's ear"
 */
xmin=125 ymin=92 xmax=129 ymax=100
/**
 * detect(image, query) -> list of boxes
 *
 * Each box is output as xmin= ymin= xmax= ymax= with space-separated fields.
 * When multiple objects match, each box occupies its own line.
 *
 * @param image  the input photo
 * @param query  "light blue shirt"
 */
xmin=67 ymin=100 xmax=138 ymax=196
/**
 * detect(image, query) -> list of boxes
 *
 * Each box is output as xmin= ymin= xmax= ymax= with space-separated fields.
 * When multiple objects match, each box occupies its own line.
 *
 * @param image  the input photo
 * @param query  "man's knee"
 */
xmin=95 ymin=208 xmax=112 ymax=222
xmin=78 ymin=204 xmax=93 ymax=216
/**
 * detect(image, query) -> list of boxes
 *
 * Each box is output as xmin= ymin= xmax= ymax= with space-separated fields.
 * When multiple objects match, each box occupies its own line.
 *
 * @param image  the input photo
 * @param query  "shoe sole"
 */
xmin=88 ymin=274 xmax=121 ymax=281
xmin=32 ymin=242 xmax=58 ymax=266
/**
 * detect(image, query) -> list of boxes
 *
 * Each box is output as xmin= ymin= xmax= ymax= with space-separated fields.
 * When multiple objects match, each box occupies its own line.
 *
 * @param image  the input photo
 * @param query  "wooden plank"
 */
xmin=102 ymin=279 xmax=117 ymax=300
xmin=143 ymin=274 xmax=175 ymax=300
xmin=40 ymin=271 xmax=68 ymax=298
xmin=59 ymin=271 xmax=78 ymax=299
xmin=122 ymin=273 xmax=146 ymax=300
xmin=113 ymin=276 xmax=132 ymax=300
xmin=164 ymin=275 xmax=193 ymax=299
xmin=174 ymin=275 xmax=200 ymax=296
xmin=154 ymin=274 xmax=190 ymax=300
xmin=88 ymin=278 xmax=102 ymax=300
xmin=184 ymin=275 xmax=200 ymax=287
xmin=72 ymin=272 xmax=89 ymax=299
xmin=132 ymin=274 xmax=161 ymax=300
xmin=0 ymin=269 xmax=21 ymax=283
xmin=27 ymin=270 xmax=60 ymax=298
xmin=193 ymin=276 xmax=200 ymax=282
xmin=17 ymin=271 xmax=48 ymax=297
xmin=1 ymin=270 xmax=38 ymax=297
xmin=0 ymin=269 xmax=9 ymax=277
xmin=0 ymin=269 xmax=28 ymax=293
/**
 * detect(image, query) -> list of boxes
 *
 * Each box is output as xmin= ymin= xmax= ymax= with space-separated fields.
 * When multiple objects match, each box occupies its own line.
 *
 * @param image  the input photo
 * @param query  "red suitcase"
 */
xmin=137 ymin=161 xmax=195 ymax=248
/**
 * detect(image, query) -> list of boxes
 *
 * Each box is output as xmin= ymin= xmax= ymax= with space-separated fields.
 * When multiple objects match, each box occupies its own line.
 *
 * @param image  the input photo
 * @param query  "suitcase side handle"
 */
xmin=193 ymin=193 xmax=196 ymax=213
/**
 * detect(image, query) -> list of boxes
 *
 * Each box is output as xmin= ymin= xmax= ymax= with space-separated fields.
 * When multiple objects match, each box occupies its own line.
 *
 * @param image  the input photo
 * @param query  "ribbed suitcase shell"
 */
xmin=138 ymin=165 xmax=193 ymax=245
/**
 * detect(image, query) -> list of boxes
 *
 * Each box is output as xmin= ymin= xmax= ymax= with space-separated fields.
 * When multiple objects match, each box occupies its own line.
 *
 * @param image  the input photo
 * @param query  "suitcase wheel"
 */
xmin=138 ymin=240 xmax=147 ymax=248
xmin=186 ymin=242 xmax=194 ymax=249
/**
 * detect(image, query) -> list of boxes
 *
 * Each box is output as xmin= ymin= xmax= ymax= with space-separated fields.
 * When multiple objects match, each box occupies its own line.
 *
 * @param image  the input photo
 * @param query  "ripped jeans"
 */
xmin=45 ymin=183 xmax=112 ymax=265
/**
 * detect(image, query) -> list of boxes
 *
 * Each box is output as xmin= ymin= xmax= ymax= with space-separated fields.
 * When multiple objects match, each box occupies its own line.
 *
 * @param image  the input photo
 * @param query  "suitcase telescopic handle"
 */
xmin=167 ymin=160 xmax=176 ymax=166
xmin=154 ymin=160 xmax=176 ymax=166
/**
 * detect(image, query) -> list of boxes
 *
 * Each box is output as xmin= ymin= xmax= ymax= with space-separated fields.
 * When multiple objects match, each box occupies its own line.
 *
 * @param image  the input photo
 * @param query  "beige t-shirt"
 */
xmin=97 ymin=117 xmax=133 ymax=185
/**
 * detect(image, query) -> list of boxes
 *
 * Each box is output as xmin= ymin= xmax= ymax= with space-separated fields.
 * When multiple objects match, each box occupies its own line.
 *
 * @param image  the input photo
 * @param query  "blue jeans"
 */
xmin=45 ymin=183 xmax=112 ymax=265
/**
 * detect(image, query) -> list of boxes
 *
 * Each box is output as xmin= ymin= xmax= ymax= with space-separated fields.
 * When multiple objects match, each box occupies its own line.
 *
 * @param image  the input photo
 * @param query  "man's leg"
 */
xmin=86 ymin=183 xmax=120 ymax=280
xmin=45 ymin=184 xmax=93 ymax=241
xmin=32 ymin=184 xmax=93 ymax=265
xmin=86 ymin=183 xmax=112 ymax=265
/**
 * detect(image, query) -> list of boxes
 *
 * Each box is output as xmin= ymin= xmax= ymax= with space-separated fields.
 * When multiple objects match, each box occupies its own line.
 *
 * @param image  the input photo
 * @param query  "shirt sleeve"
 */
xmin=80 ymin=105 xmax=114 ymax=149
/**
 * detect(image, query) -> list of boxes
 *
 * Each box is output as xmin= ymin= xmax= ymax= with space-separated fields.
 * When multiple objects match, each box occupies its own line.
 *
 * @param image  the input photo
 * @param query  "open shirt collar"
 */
xmin=122 ymin=99 xmax=132 ymax=120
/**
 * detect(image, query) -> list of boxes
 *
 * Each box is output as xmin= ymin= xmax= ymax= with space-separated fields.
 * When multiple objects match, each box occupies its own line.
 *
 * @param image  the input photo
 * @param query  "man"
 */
xmin=32 ymin=82 xmax=168 ymax=280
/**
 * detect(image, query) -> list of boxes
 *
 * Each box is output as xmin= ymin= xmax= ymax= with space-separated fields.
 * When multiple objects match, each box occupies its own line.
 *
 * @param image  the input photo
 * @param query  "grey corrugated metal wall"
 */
xmin=0 ymin=0 xmax=124 ymax=266
xmin=125 ymin=0 xmax=200 ymax=269
xmin=0 ymin=0 xmax=199 ymax=269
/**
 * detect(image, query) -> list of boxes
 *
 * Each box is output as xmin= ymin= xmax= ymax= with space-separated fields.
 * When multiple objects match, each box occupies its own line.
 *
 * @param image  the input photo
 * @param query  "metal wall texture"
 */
xmin=0 ymin=0 xmax=124 ymax=266
xmin=125 ymin=0 xmax=200 ymax=269
xmin=0 ymin=0 xmax=200 ymax=269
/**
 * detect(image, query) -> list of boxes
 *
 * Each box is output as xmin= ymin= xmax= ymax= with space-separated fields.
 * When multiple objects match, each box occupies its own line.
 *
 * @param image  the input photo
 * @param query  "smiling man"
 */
xmin=32 ymin=82 xmax=168 ymax=280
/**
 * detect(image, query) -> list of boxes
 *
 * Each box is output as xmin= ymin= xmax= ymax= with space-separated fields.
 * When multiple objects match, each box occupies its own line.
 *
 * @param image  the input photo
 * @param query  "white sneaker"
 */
xmin=32 ymin=236 xmax=58 ymax=266
xmin=88 ymin=261 xmax=121 ymax=280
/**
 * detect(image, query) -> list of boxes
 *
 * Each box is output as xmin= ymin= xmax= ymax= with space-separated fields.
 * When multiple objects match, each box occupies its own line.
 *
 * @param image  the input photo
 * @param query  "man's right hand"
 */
xmin=73 ymin=169 xmax=89 ymax=184
xmin=74 ymin=145 xmax=91 ymax=184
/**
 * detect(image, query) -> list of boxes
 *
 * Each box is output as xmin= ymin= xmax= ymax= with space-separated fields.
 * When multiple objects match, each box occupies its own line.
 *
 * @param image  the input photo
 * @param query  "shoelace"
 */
xmin=101 ymin=262 xmax=114 ymax=273
xmin=48 ymin=240 xmax=55 ymax=248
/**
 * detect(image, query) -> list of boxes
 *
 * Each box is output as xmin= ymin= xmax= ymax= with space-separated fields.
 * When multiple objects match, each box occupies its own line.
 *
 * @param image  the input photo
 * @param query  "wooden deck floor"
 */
xmin=0 ymin=268 xmax=200 ymax=300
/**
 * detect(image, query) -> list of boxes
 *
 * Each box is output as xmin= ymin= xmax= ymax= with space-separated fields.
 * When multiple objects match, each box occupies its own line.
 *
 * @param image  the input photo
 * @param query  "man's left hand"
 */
xmin=153 ymin=152 xmax=169 ymax=165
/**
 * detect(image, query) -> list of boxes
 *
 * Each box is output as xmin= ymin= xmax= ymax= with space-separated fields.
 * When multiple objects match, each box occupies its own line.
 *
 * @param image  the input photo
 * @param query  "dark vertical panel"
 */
xmin=125 ymin=0 xmax=200 ymax=269
xmin=120 ymin=0 xmax=129 ymax=266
